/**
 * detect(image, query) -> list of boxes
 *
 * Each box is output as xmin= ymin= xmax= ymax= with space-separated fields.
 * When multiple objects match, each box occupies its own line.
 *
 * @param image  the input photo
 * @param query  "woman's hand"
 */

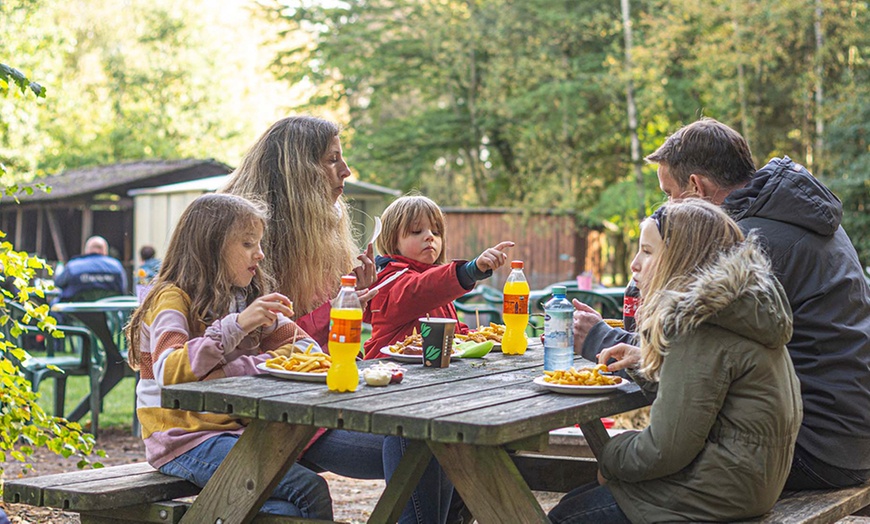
xmin=237 ymin=292 xmax=294 ymax=334
xmin=475 ymin=241 xmax=515 ymax=272
xmin=597 ymin=343 xmax=642 ymax=372
xmin=597 ymin=469 xmax=607 ymax=485
xmin=353 ymin=242 xmax=377 ymax=289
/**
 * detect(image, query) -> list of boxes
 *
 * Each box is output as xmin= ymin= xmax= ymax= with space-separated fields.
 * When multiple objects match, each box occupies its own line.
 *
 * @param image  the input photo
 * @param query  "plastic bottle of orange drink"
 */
xmin=327 ymin=275 xmax=362 ymax=392
xmin=502 ymin=260 xmax=530 ymax=354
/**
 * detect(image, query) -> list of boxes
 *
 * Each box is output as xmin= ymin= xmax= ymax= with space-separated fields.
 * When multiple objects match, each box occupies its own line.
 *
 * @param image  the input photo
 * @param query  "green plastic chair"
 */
xmin=536 ymin=289 xmax=622 ymax=320
xmin=2 ymin=303 xmax=102 ymax=432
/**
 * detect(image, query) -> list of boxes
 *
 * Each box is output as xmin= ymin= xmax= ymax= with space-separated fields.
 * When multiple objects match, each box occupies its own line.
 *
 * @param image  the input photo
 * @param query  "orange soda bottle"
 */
xmin=327 ymin=275 xmax=362 ymax=392
xmin=502 ymin=260 xmax=530 ymax=354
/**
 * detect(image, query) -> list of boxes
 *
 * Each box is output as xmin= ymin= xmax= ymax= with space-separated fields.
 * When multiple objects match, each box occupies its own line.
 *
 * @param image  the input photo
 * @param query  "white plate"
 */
xmin=532 ymin=375 xmax=625 ymax=395
xmin=257 ymin=362 xmax=327 ymax=382
xmin=379 ymin=346 xmax=459 ymax=363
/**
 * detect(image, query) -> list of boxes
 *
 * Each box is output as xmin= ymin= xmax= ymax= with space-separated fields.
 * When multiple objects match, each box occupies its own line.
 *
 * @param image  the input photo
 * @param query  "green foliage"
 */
xmin=0 ymin=63 xmax=101 ymax=495
xmin=0 ymin=64 xmax=46 ymax=98
xmin=825 ymin=81 xmax=870 ymax=267
xmin=264 ymin=0 xmax=868 ymax=281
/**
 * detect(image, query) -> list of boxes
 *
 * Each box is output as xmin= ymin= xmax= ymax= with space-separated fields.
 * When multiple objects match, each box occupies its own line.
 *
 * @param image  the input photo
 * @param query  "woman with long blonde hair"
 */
xmin=549 ymin=199 xmax=802 ymax=523
xmin=220 ymin=117 xmax=452 ymax=523
xmin=221 ymin=116 xmax=375 ymax=347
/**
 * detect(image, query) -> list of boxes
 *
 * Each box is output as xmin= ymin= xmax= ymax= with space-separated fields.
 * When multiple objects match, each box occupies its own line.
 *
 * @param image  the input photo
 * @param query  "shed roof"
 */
xmin=4 ymin=159 xmax=232 ymax=203
xmin=128 ymin=174 xmax=401 ymax=198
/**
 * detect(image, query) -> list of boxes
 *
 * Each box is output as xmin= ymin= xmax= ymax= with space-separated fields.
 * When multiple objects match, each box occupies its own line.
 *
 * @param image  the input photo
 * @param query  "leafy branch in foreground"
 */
xmin=0 ymin=63 xmax=101 ymax=492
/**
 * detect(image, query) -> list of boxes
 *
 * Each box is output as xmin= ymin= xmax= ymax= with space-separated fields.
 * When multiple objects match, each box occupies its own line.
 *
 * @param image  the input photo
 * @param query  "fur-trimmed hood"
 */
xmin=657 ymin=238 xmax=793 ymax=350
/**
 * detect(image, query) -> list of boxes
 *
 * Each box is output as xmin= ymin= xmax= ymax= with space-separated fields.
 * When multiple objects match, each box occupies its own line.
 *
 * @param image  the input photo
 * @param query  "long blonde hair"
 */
xmin=377 ymin=195 xmax=448 ymax=265
xmin=637 ymin=199 xmax=744 ymax=378
xmin=125 ymin=194 xmax=273 ymax=369
xmin=221 ymin=116 xmax=358 ymax=315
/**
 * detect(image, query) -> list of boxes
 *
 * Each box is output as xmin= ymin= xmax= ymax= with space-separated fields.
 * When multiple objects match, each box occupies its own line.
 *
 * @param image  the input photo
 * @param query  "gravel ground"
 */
xmin=1 ymin=428 xmax=565 ymax=523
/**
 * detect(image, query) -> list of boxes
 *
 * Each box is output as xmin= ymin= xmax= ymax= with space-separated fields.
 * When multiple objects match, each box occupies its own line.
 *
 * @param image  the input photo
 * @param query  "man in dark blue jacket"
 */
xmin=55 ymin=235 xmax=127 ymax=301
xmin=575 ymin=117 xmax=870 ymax=490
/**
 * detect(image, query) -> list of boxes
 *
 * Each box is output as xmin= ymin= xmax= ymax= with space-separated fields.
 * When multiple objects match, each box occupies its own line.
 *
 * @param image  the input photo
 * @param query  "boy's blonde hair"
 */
xmin=377 ymin=195 xmax=448 ymax=265
xmin=125 ymin=193 xmax=273 ymax=369
xmin=637 ymin=198 xmax=744 ymax=378
xmin=221 ymin=116 xmax=358 ymax=316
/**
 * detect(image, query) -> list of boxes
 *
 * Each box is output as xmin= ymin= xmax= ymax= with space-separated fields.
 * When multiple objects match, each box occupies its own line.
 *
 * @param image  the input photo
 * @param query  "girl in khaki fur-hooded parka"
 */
xmin=549 ymin=199 xmax=802 ymax=524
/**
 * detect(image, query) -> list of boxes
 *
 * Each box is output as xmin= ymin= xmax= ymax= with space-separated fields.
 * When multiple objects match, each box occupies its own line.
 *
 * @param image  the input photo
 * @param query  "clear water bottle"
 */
xmin=543 ymin=286 xmax=574 ymax=371
xmin=623 ymin=278 xmax=640 ymax=332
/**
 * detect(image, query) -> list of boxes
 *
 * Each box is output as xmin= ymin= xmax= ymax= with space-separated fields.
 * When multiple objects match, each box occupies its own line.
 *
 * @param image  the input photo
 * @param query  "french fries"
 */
xmin=388 ymin=333 xmax=423 ymax=354
xmin=603 ymin=319 xmax=624 ymax=328
xmin=455 ymin=323 xmax=505 ymax=343
xmin=266 ymin=344 xmax=331 ymax=373
xmin=543 ymin=364 xmax=622 ymax=386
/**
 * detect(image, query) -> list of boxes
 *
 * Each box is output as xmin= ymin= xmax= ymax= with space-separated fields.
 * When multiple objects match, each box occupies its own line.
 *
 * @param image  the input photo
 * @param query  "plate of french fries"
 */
xmin=258 ymin=346 xmax=331 ymax=382
xmin=533 ymin=364 xmax=627 ymax=395
xmin=380 ymin=331 xmax=460 ymax=362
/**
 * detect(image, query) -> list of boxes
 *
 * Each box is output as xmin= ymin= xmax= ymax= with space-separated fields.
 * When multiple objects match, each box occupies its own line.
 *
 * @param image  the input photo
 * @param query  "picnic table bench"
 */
xmin=6 ymin=456 xmax=869 ymax=523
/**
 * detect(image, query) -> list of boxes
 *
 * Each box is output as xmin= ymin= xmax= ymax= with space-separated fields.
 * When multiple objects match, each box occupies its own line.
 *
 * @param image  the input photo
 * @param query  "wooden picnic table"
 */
xmin=161 ymin=350 xmax=650 ymax=524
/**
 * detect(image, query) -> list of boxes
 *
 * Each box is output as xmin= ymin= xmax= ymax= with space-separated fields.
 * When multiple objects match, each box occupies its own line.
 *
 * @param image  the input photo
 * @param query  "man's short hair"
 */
xmin=645 ymin=117 xmax=756 ymax=189
xmin=140 ymin=245 xmax=156 ymax=260
xmin=84 ymin=236 xmax=109 ymax=256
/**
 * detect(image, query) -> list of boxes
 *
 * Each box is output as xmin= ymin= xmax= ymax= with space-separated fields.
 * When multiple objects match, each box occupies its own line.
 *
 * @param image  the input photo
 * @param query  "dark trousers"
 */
xmin=786 ymin=444 xmax=870 ymax=490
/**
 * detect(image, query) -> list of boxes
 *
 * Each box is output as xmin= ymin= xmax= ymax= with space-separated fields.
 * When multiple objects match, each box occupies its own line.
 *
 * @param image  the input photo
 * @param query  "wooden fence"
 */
xmin=442 ymin=208 xmax=602 ymax=290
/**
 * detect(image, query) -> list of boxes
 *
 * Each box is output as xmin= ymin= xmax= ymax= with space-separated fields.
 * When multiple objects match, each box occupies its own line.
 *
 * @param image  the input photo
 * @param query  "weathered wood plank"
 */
xmin=80 ymin=501 xmax=189 ymax=523
xmin=179 ymin=420 xmax=316 ymax=524
xmin=737 ymin=483 xmax=870 ymax=523
xmin=578 ymin=419 xmax=610 ymax=458
xmin=430 ymin=384 xmax=648 ymax=445
xmin=370 ymin=380 xmax=544 ymax=439
xmin=42 ymin=471 xmax=199 ymax=511
xmin=430 ymin=442 xmax=548 ymax=524
xmin=80 ymin=500 xmax=341 ymax=524
xmin=3 ymin=462 xmax=159 ymax=507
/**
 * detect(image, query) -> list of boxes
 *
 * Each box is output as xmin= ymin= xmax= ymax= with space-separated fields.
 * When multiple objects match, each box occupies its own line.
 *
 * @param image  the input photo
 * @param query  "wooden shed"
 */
xmin=0 ymin=159 xmax=232 ymax=272
xmin=129 ymin=175 xmax=400 ymax=263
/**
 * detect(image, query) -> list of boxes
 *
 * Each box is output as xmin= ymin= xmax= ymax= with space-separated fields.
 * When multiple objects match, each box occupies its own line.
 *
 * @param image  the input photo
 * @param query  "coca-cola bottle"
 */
xmin=622 ymin=278 xmax=640 ymax=332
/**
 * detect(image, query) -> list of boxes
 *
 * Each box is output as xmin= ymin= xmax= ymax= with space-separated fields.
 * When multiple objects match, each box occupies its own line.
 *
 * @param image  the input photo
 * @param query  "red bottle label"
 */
xmin=623 ymin=296 xmax=639 ymax=318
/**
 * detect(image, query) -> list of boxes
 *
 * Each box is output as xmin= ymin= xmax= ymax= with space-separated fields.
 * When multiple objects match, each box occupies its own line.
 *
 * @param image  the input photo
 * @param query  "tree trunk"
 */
xmin=732 ymin=17 xmax=751 ymax=150
xmin=813 ymin=0 xmax=824 ymax=175
xmin=621 ymin=0 xmax=644 ymax=221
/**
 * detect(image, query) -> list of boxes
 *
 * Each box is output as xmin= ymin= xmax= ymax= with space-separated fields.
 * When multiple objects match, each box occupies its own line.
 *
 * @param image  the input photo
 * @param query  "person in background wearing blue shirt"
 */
xmin=138 ymin=245 xmax=161 ymax=282
xmin=55 ymin=236 xmax=127 ymax=302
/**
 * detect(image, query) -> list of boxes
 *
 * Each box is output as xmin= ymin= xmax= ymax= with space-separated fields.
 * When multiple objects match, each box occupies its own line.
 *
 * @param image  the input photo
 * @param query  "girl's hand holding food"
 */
xmin=597 ymin=343 xmax=642 ymax=372
xmin=475 ymin=241 xmax=515 ymax=272
xmin=238 ymin=292 xmax=294 ymax=334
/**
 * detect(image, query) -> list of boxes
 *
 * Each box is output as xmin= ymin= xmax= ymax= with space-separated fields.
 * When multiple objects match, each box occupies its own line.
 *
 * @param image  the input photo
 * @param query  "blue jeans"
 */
xmin=0 ymin=508 xmax=10 ymax=524
xmin=159 ymin=433 xmax=333 ymax=519
xmin=548 ymin=482 xmax=631 ymax=524
xmin=786 ymin=444 xmax=870 ymax=490
xmin=305 ymin=430 xmax=453 ymax=524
